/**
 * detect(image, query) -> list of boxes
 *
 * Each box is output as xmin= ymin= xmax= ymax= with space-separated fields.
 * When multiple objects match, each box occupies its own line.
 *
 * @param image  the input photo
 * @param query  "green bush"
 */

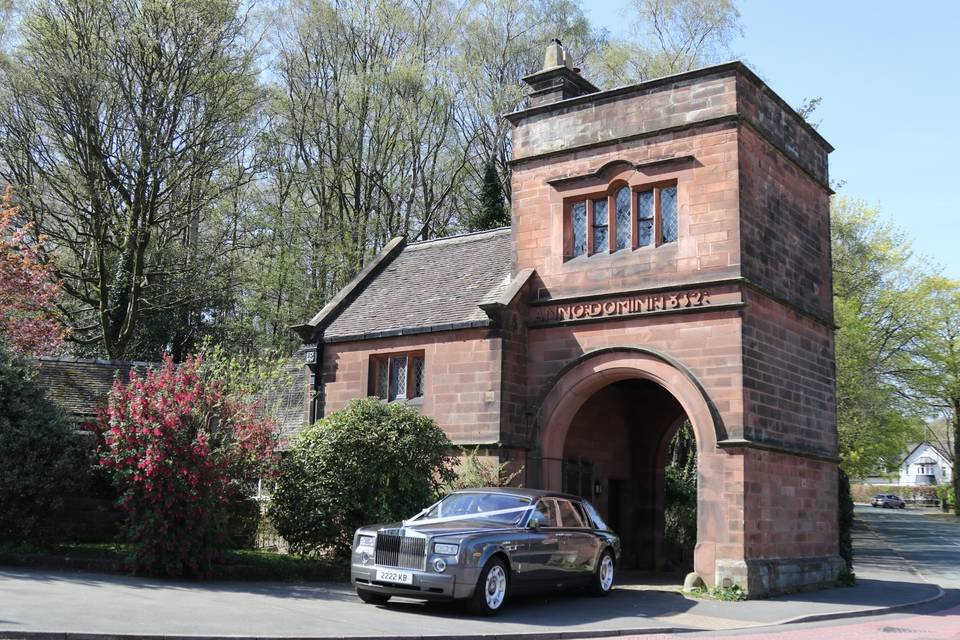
xmin=838 ymin=469 xmax=854 ymax=569
xmin=444 ymin=446 xmax=523 ymax=491
xmin=269 ymin=398 xmax=456 ymax=558
xmin=0 ymin=340 xmax=86 ymax=546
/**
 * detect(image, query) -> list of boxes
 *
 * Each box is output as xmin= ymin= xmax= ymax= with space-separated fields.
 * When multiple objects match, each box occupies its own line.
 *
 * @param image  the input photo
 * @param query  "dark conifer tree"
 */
xmin=471 ymin=159 xmax=510 ymax=231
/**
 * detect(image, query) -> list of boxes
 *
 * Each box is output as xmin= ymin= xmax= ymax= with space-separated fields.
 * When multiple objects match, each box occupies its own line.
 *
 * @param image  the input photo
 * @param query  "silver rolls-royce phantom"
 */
xmin=351 ymin=488 xmax=621 ymax=615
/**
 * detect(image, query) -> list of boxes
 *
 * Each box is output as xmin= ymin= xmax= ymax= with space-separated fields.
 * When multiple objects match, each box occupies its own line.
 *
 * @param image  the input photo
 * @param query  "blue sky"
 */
xmin=584 ymin=0 xmax=960 ymax=279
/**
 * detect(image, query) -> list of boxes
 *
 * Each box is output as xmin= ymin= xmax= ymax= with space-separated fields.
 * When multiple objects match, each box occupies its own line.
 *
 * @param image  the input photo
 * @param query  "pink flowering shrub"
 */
xmin=0 ymin=187 xmax=66 ymax=356
xmin=95 ymin=355 xmax=277 ymax=577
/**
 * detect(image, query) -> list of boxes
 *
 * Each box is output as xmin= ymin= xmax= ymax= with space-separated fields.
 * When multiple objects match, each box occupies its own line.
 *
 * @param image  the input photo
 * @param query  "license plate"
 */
xmin=376 ymin=568 xmax=413 ymax=585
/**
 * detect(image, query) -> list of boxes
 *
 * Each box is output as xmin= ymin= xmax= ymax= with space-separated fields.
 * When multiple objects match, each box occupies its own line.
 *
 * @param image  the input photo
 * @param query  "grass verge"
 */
xmin=0 ymin=542 xmax=347 ymax=582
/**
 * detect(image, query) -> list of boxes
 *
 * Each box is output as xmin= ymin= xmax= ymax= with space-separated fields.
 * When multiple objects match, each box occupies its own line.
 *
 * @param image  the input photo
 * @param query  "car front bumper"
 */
xmin=351 ymin=564 xmax=480 ymax=601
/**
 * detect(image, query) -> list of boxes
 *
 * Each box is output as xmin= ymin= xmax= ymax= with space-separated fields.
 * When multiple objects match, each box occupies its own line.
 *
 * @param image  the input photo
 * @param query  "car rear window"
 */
xmin=581 ymin=500 xmax=610 ymax=531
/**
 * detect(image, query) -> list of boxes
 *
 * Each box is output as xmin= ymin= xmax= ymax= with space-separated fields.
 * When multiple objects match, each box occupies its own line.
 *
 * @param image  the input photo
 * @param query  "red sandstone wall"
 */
xmin=737 ymin=125 xmax=833 ymax=320
xmin=735 ymin=73 xmax=829 ymax=185
xmin=512 ymin=125 xmax=742 ymax=299
xmin=512 ymin=71 xmax=737 ymax=160
xmin=741 ymin=288 xmax=837 ymax=457
xmin=320 ymin=329 xmax=503 ymax=444
xmin=743 ymin=448 xmax=839 ymax=559
xmin=525 ymin=310 xmax=745 ymax=439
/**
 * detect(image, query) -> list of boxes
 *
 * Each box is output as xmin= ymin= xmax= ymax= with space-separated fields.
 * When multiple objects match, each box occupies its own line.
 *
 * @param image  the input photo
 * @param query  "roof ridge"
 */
xmin=36 ymin=356 xmax=156 ymax=367
xmin=406 ymin=226 xmax=510 ymax=248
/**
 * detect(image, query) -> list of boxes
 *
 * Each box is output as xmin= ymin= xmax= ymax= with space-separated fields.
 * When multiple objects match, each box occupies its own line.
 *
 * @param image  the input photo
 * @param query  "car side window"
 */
xmin=556 ymin=499 xmax=587 ymax=528
xmin=533 ymin=499 xmax=559 ymax=528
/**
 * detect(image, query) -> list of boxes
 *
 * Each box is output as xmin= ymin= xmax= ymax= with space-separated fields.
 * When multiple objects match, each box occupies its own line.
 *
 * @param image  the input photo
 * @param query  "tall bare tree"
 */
xmin=590 ymin=0 xmax=742 ymax=86
xmin=0 ymin=0 xmax=261 ymax=358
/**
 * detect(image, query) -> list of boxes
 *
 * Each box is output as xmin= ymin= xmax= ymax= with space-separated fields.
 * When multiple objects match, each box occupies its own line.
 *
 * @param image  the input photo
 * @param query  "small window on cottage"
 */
xmin=370 ymin=351 xmax=424 ymax=402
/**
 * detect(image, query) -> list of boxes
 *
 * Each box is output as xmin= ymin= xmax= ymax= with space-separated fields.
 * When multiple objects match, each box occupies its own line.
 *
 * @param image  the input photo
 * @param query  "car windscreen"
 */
xmin=419 ymin=493 xmax=533 ymax=525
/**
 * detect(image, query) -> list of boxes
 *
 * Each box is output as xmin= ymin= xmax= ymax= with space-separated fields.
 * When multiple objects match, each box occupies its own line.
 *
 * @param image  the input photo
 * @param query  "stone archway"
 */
xmin=531 ymin=347 xmax=728 ymax=579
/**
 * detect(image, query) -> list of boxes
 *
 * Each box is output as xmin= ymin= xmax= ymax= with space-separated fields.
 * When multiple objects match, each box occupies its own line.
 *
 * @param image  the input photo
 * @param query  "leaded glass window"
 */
xmin=372 ymin=352 xmax=425 ymax=402
xmin=637 ymin=190 xmax=654 ymax=247
xmin=389 ymin=355 xmax=408 ymax=401
xmin=615 ymin=187 xmax=631 ymax=250
xmin=572 ymin=202 xmax=586 ymax=257
xmin=411 ymin=355 xmax=425 ymax=399
xmin=592 ymin=198 xmax=608 ymax=253
xmin=376 ymin=359 xmax=389 ymax=399
xmin=661 ymin=186 xmax=678 ymax=243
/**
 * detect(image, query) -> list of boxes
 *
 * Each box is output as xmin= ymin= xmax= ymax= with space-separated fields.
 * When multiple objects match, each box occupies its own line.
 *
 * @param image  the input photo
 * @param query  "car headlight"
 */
xmin=357 ymin=534 xmax=375 ymax=549
xmin=434 ymin=543 xmax=459 ymax=556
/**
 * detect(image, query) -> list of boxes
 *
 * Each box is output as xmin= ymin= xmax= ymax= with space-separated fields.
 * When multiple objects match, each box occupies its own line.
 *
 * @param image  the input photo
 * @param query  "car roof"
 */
xmin=450 ymin=487 xmax=584 ymax=501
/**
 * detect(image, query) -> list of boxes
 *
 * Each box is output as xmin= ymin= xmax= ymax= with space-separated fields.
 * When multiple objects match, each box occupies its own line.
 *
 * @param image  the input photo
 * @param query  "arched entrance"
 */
xmin=533 ymin=348 xmax=725 ymax=576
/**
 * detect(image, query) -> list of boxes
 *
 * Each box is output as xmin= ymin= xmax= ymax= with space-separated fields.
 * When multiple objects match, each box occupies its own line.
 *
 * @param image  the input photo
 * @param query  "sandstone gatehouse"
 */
xmin=293 ymin=41 xmax=841 ymax=596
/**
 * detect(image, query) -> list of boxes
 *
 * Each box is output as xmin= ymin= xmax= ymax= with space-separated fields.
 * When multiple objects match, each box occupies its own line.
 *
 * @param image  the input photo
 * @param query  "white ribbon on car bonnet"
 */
xmin=403 ymin=505 xmax=534 ymax=527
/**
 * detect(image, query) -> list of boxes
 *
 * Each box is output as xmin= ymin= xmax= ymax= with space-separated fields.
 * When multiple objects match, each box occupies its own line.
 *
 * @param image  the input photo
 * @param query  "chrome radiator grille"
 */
xmin=374 ymin=533 xmax=426 ymax=570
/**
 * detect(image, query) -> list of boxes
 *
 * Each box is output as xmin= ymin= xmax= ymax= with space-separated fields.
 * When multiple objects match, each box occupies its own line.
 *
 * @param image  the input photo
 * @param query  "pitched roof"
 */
xmin=323 ymin=228 xmax=513 ymax=342
xmin=36 ymin=357 xmax=152 ymax=419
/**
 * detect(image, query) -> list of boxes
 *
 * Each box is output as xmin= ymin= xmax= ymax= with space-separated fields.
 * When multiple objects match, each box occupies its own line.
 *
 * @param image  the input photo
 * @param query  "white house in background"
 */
xmin=899 ymin=443 xmax=953 ymax=486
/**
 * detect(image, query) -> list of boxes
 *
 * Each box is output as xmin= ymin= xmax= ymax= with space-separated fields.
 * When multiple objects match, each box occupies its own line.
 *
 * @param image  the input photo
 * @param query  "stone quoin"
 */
xmin=293 ymin=41 xmax=842 ymax=597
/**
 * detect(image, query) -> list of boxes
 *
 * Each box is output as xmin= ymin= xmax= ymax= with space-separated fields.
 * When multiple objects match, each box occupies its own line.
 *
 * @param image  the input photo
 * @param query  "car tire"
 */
xmin=588 ymin=550 xmax=615 ymax=596
xmin=356 ymin=589 xmax=391 ymax=606
xmin=467 ymin=557 xmax=508 ymax=616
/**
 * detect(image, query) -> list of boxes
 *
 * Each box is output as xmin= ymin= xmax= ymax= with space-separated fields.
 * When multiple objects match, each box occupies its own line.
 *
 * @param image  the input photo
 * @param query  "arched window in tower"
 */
xmin=637 ymin=190 xmax=654 ymax=248
xmin=592 ymin=197 xmax=609 ymax=253
xmin=615 ymin=186 xmax=631 ymax=250
xmin=661 ymin=186 xmax=678 ymax=243
xmin=572 ymin=201 xmax=587 ymax=257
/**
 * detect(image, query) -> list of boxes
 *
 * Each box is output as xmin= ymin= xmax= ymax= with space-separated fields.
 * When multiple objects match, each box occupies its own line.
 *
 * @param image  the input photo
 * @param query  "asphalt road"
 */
xmin=856 ymin=505 xmax=960 ymax=589
xmin=612 ymin=506 xmax=960 ymax=639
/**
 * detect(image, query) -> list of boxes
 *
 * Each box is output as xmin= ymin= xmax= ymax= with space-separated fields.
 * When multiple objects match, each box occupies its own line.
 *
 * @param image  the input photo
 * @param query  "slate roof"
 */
xmin=36 ymin=357 xmax=152 ymax=420
xmin=37 ymin=355 xmax=310 ymax=441
xmin=323 ymin=228 xmax=513 ymax=342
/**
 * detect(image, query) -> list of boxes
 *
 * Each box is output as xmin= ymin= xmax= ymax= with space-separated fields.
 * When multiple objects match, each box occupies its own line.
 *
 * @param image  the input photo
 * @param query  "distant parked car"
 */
xmin=872 ymin=494 xmax=906 ymax=509
xmin=350 ymin=488 xmax=621 ymax=615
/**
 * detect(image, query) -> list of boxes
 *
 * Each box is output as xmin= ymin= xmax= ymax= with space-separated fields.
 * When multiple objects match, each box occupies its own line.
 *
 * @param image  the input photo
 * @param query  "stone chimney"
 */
xmin=522 ymin=39 xmax=599 ymax=108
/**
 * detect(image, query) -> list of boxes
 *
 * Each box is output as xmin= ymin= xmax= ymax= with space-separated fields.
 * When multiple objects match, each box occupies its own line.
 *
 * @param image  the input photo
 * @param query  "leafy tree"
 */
xmin=0 ymin=339 xmax=84 ymax=545
xmin=0 ymin=187 xmax=65 ymax=356
xmin=0 ymin=0 xmax=261 ymax=359
xmin=95 ymin=355 xmax=277 ymax=576
xmin=589 ymin=0 xmax=742 ymax=85
xmin=913 ymin=278 xmax=960 ymax=513
xmin=664 ymin=420 xmax=697 ymax=569
xmin=269 ymin=398 xmax=456 ymax=558
xmin=831 ymin=198 xmax=927 ymax=477
xmin=470 ymin=159 xmax=510 ymax=231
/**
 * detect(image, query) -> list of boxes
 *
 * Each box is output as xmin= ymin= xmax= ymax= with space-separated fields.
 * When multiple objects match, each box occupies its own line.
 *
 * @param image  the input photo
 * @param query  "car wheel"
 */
xmin=468 ymin=557 xmax=508 ymax=616
xmin=356 ymin=589 xmax=391 ymax=606
xmin=588 ymin=550 xmax=615 ymax=596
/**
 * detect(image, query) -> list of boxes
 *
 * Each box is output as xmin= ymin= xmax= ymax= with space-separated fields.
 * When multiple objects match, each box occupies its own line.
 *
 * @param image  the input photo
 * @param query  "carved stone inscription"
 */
xmin=532 ymin=290 xmax=711 ymax=324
